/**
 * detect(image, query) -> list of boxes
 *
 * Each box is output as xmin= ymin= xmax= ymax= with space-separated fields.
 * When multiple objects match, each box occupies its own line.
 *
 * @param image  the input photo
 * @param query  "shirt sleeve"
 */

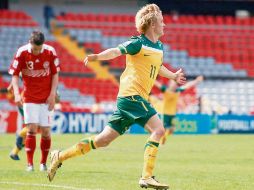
xmin=50 ymin=47 xmax=60 ymax=75
xmin=8 ymin=51 xmax=24 ymax=76
xmin=118 ymin=37 xmax=142 ymax=55
xmin=160 ymin=85 xmax=167 ymax=93
xmin=175 ymin=86 xmax=185 ymax=92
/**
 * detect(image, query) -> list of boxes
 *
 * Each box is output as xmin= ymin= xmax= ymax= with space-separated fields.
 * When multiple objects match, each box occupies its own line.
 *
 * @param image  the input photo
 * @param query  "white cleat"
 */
xmin=40 ymin=163 xmax=47 ymax=171
xmin=26 ymin=165 xmax=34 ymax=172
xmin=47 ymin=150 xmax=62 ymax=182
xmin=139 ymin=176 xmax=169 ymax=190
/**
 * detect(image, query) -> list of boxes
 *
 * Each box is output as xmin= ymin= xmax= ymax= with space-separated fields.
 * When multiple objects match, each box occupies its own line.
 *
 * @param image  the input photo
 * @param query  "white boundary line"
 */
xmin=0 ymin=181 xmax=103 ymax=190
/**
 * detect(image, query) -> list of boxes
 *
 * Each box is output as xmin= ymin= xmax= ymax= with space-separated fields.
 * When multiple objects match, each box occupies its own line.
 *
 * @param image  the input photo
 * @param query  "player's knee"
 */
xmin=95 ymin=138 xmax=111 ymax=147
xmin=41 ymin=128 xmax=51 ymax=138
xmin=27 ymin=131 xmax=36 ymax=136
xmin=154 ymin=128 xmax=165 ymax=138
xmin=41 ymin=132 xmax=51 ymax=138
xmin=27 ymin=124 xmax=37 ymax=134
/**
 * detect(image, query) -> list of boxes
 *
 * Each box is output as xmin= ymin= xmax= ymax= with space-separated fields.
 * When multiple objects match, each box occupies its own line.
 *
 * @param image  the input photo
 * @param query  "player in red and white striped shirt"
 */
xmin=9 ymin=31 xmax=60 ymax=172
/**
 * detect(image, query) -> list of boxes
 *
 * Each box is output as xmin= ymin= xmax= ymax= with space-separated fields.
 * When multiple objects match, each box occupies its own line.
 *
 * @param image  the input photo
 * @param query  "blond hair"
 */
xmin=135 ymin=4 xmax=161 ymax=34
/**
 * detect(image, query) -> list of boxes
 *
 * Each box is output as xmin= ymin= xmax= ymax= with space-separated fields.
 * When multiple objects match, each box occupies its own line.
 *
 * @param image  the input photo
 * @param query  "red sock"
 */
xmin=40 ymin=137 xmax=51 ymax=164
xmin=25 ymin=133 xmax=36 ymax=166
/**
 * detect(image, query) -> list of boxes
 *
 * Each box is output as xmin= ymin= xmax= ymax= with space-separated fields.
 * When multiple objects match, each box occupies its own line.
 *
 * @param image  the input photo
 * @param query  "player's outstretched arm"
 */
xmin=158 ymin=65 xmax=186 ymax=85
xmin=181 ymin=75 xmax=204 ymax=90
xmin=84 ymin=48 xmax=121 ymax=66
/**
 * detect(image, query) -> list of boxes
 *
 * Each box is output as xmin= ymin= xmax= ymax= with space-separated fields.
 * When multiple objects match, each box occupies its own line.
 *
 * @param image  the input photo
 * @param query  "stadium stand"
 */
xmin=0 ymin=10 xmax=38 ymax=27
xmin=0 ymin=8 xmax=253 ymax=114
xmin=0 ymin=10 xmax=117 ymax=112
xmin=52 ymin=12 xmax=254 ymax=114
xmin=0 ymin=75 xmax=16 ymax=111
xmin=198 ymin=80 xmax=254 ymax=114
xmin=56 ymin=13 xmax=250 ymax=77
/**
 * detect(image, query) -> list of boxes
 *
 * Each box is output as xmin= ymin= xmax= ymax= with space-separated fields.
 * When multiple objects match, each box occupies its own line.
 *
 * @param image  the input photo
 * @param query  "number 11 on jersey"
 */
xmin=150 ymin=65 xmax=156 ymax=79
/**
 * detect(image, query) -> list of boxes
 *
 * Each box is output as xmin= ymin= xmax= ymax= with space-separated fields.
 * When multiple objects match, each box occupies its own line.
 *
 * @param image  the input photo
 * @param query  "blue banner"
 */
xmin=130 ymin=114 xmax=211 ymax=134
xmin=52 ymin=112 xmax=212 ymax=134
xmin=51 ymin=111 xmax=112 ymax=134
xmin=52 ymin=112 xmax=254 ymax=134
xmin=217 ymin=115 xmax=254 ymax=133
xmin=174 ymin=114 xmax=211 ymax=134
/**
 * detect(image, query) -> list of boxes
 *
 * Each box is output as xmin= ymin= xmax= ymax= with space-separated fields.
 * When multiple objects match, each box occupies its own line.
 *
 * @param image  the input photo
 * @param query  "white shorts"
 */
xmin=23 ymin=103 xmax=54 ymax=127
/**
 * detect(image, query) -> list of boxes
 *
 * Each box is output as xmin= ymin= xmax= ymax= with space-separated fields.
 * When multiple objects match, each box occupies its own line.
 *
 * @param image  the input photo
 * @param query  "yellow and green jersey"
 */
xmin=161 ymin=86 xmax=185 ymax=115
xmin=150 ymin=85 xmax=185 ymax=115
xmin=149 ymin=92 xmax=179 ymax=115
xmin=117 ymin=34 xmax=163 ymax=100
xmin=161 ymin=91 xmax=179 ymax=115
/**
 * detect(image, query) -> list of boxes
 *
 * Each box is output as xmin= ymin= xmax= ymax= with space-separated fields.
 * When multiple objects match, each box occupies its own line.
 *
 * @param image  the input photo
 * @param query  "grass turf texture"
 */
xmin=0 ymin=134 xmax=253 ymax=190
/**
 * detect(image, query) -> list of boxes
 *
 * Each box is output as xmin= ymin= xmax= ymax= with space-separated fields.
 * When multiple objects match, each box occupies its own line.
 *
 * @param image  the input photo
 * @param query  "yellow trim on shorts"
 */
xmin=131 ymin=96 xmax=148 ymax=111
xmin=141 ymin=102 xmax=148 ymax=111
xmin=131 ymin=96 xmax=136 ymax=101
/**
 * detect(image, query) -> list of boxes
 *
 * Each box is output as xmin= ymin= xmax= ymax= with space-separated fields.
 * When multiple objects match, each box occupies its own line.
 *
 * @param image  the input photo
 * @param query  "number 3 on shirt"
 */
xmin=27 ymin=61 xmax=34 ymax=70
xmin=150 ymin=65 xmax=156 ymax=79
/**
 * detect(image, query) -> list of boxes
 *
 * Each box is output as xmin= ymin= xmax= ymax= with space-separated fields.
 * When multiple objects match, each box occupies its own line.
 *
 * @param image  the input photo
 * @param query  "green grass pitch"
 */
xmin=0 ymin=134 xmax=253 ymax=190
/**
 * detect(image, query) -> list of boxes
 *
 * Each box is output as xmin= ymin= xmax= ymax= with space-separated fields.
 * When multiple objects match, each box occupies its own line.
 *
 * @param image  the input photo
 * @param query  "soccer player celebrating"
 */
xmin=47 ymin=4 xmax=185 ymax=189
xmin=151 ymin=76 xmax=204 ymax=145
xmin=9 ymin=31 xmax=60 ymax=171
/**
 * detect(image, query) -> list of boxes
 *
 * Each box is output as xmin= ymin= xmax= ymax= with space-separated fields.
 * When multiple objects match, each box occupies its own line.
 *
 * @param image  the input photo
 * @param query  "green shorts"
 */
xmin=159 ymin=114 xmax=175 ymax=129
xmin=108 ymin=95 xmax=157 ymax=135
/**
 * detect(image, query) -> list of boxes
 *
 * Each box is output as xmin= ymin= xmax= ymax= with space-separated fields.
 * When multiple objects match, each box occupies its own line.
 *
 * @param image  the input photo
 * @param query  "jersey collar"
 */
xmin=28 ymin=43 xmax=45 ymax=54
